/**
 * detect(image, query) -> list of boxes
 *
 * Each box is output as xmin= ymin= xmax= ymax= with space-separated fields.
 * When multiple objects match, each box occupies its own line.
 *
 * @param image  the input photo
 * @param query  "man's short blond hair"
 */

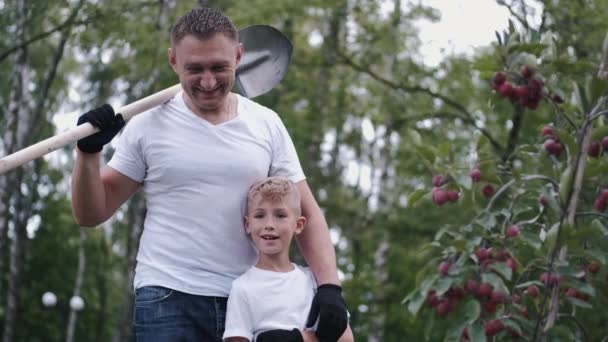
xmin=246 ymin=177 xmax=301 ymax=215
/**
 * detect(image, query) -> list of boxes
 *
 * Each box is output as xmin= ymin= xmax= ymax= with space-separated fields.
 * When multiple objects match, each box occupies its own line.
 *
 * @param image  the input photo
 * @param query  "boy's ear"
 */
xmin=243 ymin=216 xmax=251 ymax=234
xmin=294 ymin=216 xmax=306 ymax=235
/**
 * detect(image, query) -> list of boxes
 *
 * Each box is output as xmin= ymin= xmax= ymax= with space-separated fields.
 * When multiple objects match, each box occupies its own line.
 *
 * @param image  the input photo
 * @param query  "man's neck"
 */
xmin=183 ymin=92 xmax=236 ymax=125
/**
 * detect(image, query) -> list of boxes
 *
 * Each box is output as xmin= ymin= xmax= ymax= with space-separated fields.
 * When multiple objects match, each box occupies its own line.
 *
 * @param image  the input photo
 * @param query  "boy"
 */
xmin=223 ymin=177 xmax=354 ymax=342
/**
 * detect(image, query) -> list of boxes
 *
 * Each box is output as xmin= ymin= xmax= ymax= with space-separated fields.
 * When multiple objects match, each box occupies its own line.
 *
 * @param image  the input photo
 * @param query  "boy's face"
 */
xmin=245 ymin=195 xmax=305 ymax=257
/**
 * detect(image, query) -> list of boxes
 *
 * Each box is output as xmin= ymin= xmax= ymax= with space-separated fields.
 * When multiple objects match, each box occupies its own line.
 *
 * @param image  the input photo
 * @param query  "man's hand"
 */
xmin=306 ymin=284 xmax=348 ymax=342
xmin=256 ymin=329 xmax=303 ymax=342
xmin=76 ymin=104 xmax=125 ymax=153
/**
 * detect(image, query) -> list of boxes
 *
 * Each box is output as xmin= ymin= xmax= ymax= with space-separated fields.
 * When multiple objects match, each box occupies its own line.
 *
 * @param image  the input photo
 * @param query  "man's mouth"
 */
xmin=261 ymin=235 xmax=279 ymax=240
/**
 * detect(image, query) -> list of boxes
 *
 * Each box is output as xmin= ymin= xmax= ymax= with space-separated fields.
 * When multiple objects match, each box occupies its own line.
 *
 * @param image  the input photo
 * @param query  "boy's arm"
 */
xmin=224 ymin=283 xmax=255 ymax=342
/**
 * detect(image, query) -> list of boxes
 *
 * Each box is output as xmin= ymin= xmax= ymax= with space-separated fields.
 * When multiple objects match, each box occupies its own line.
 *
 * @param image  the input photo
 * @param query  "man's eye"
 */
xmin=212 ymin=66 xmax=227 ymax=72
xmin=254 ymin=214 xmax=264 ymax=219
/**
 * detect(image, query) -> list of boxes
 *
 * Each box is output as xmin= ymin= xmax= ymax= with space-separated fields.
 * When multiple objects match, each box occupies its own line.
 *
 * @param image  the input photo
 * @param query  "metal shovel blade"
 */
xmin=236 ymin=25 xmax=293 ymax=98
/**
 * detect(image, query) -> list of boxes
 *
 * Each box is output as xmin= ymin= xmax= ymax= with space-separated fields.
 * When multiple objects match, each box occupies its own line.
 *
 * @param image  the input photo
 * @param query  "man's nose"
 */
xmin=199 ymin=71 xmax=217 ymax=90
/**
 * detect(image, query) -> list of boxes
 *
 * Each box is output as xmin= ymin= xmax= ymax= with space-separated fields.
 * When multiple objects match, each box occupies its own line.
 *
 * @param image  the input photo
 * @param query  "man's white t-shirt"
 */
xmin=223 ymin=264 xmax=317 ymax=341
xmin=107 ymin=92 xmax=305 ymax=296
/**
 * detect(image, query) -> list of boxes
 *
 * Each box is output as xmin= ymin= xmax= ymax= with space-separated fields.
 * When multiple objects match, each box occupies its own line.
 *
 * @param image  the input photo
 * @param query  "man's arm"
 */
xmin=71 ymin=150 xmax=140 ymax=227
xmin=295 ymin=180 xmax=339 ymax=285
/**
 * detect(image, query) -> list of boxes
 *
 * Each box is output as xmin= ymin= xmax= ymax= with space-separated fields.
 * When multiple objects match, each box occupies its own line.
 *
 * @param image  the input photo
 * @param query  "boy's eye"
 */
xmin=254 ymin=214 xmax=264 ymax=219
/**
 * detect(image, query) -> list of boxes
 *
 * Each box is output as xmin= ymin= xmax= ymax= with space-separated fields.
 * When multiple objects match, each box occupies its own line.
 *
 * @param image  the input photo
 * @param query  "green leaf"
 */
xmin=495 ymin=31 xmax=502 ymax=46
xmin=509 ymin=42 xmax=547 ymax=55
xmin=588 ymin=76 xmax=608 ymax=105
xmin=515 ymin=280 xmax=544 ymax=289
xmin=520 ymin=230 xmax=542 ymax=250
xmin=437 ymin=142 xmax=451 ymax=159
xmin=408 ymin=189 xmax=430 ymax=207
xmin=489 ymin=262 xmax=513 ymax=281
xmin=469 ymin=321 xmax=486 ymax=342
xmin=481 ymin=272 xmax=508 ymax=293
xmin=563 ymin=279 xmax=596 ymax=297
xmin=475 ymin=212 xmax=497 ymax=230
xmin=502 ymin=319 xmax=522 ymax=337
xmin=591 ymin=219 xmax=608 ymax=236
xmin=420 ymin=274 xmax=440 ymax=295
xmin=435 ymin=277 xmax=456 ymax=296
xmin=510 ymin=52 xmax=538 ymax=68
xmin=416 ymin=145 xmax=437 ymax=165
xmin=407 ymin=290 xmax=427 ymax=315
xmin=546 ymin=325 xmax=576 ymax=340
xmin=545 ymin=223 xmax=560 ymax=252
xmin=406 ymin=128 xmax=422 ymax=145
xmin=565 ymin=296 xmax=593 ymax=309
xmin=585 ymin=248 xmax=608 ymax=265
xmin=556 ymin=264 xmax=585 ymax=278
xmin=553 ymin=129 xmax=577 ymax=161
xmin=591 ymin=125 xmax=608 ymax=142
xmin=559 ymin=166 xmax=573 ymax=204
xmin=451 ymin=172 xmax=473 ymax=191
xmin=446 ymin=300 xmax=481 ymax=341
xmin=574 ymin=81 xmax=590 ymax=113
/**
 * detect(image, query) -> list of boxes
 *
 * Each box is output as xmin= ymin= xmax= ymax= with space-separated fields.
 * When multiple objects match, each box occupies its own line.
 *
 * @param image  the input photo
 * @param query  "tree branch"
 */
xmin=337 ymin=50 xmax=472 ymax=116
xmin=496 ymin=0 xmax=530 ymax=30
xmin=394 ymin=111 xmax=504 ymax=152
xmin=0 ymin=13 xmax=87 ymax=64
xmin=337 ymin=51 xmax=504 ymax=152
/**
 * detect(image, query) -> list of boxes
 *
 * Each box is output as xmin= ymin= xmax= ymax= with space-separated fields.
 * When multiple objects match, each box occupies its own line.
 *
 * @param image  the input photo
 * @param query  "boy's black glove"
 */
xmin=76 ymin=104 xmax=125 ymax=153
xmin=306 ymin=284 xmax=348 ymax=342
xmin=256 ymin=328 xmax=303 ymax=342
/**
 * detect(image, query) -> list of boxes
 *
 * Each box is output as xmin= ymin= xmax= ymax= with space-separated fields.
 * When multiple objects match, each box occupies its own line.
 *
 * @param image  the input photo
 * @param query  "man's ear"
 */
xmin=168 ymin=47 xmax=178 ymax=73
xmin=235 ymin=42 xmax=244 ymax=66
xmin=295 ymin=216 xmax=306 ymax=235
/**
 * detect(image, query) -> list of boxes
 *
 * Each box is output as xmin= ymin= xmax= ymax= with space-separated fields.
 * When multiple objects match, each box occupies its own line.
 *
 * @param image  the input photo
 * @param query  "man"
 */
xmin=71 ymin=7 xmax=348 ymax=342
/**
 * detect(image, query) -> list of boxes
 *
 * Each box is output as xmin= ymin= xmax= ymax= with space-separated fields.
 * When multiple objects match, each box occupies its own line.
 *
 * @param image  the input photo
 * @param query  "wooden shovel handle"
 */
xmin=0 ymin=84 xmax=182 ymax=175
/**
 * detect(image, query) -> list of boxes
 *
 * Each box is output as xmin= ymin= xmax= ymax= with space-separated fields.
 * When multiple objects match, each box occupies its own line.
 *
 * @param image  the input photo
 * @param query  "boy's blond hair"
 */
xmin=246 ymin=177 xmax=301 ymax=215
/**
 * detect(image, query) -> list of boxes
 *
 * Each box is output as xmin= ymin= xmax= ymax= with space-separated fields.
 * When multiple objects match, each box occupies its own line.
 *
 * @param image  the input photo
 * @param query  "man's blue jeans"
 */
xmin=133 ymin=286 xmax=227 ymax=342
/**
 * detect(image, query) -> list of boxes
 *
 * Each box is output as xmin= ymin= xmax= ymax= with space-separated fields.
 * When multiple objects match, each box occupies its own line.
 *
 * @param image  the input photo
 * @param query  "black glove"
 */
xmin=256 ymin=329 xmax=303 ymax=342
xmin=76 ymin=104 xmax=125 ymax=153
xmin=306 ymin=284 xmax=348 ymax=342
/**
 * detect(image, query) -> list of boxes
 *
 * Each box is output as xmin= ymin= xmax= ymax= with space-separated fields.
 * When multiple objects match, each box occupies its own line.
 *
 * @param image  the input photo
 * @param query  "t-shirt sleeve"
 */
xmin=107 ymin=116 xmax=147 ymax=182
xmin=269 ymin=114 xmax=305 ymax=183
xmin=223 ymin=283 xmax=254 ymax=341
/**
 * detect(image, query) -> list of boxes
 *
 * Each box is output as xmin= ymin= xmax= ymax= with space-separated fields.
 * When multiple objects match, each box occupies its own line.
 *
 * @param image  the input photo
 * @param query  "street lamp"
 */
xmin=41 ymin=291 xmax=85 ymax=311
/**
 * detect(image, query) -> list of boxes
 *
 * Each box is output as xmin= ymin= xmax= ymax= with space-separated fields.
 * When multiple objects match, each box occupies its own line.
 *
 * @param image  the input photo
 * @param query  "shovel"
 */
xmin=0 ymin=24 xmax=293 ymax=175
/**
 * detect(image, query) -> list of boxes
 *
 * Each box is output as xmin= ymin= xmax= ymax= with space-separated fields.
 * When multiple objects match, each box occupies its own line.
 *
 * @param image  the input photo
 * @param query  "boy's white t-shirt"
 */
xmin=223 ymin=264 xmax=317 ymax=341
xmin=107 ymin=92 xmax=305 ymax=296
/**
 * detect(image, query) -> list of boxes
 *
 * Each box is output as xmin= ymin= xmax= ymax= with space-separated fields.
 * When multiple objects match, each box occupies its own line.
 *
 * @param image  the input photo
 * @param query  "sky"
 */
xmin=413 ymin=0 xmax=511 ymax=66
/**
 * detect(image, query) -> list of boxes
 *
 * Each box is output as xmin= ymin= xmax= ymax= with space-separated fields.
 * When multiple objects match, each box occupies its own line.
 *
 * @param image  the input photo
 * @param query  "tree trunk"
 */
xmin=112 ymin=192 xmax=146 ymax=342
xmin=65 ymin=229 xmax=86 ymax=342
xmin=1 ymin=1 xmax=30 ymax=341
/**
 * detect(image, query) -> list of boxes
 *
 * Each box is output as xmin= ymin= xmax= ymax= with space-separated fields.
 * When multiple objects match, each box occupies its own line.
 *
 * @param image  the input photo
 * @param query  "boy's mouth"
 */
xmin=261 ymin=235 xmax=279 ymax=240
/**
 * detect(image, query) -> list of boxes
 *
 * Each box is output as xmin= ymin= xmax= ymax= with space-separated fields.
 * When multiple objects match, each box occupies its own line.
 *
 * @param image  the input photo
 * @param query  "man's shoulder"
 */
xmin=238 ymin=95 xmax=280 ymax=120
